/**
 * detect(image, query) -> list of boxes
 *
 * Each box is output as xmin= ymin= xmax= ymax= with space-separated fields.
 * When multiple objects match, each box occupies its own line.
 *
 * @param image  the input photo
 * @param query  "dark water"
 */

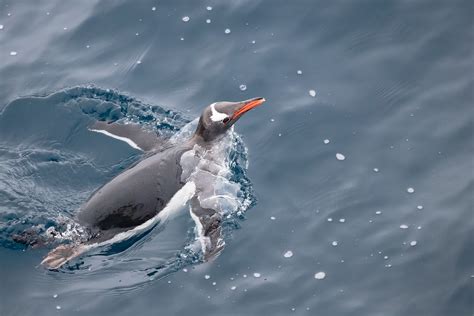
xmin=0 ymin=1 xmax=473 ymax=315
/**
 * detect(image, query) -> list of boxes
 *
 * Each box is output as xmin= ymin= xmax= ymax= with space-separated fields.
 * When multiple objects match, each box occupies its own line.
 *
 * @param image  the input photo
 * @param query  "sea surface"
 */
xmin=0 ymin=1 xmax=473 ymax=315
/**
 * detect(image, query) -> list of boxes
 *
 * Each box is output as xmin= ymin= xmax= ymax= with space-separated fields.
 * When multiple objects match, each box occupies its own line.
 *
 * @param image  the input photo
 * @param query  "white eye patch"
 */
xmin=210 ymin=103 xmax=228 ymax=122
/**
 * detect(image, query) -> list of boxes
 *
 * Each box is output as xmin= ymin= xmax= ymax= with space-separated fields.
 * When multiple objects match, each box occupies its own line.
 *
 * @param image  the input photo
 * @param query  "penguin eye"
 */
xmin=222 ymin=117 xmax=230 ymax=124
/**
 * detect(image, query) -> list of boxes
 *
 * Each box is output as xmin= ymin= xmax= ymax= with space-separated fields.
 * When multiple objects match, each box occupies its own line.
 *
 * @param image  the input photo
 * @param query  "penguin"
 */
xmin=39 ymin=97 xmax=265 ymax=269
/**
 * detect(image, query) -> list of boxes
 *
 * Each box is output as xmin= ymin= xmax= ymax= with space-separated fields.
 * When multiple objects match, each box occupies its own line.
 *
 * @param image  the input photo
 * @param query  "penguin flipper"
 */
xmin=189 ymin=197 xmax=225 ymax=261
xmin=41 ymin=244 xmax=88 ymax=270
xmin=89 ymin=121 xmax=165 ymax=152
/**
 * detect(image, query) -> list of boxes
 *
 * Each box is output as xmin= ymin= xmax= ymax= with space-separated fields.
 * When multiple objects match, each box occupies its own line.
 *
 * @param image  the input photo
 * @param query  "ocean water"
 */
xmin=0 ymin=1 xmax=472 ymax=315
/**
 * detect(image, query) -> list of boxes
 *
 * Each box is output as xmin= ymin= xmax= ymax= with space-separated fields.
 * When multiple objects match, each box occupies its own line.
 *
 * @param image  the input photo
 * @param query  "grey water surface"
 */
xmin=0 ymin=1 xmax=473 ymax=315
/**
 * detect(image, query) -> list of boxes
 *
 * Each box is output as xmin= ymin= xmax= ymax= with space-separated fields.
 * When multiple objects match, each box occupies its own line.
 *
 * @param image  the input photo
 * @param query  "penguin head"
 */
xmin=194 ymin=97 xmax=265 ymax=142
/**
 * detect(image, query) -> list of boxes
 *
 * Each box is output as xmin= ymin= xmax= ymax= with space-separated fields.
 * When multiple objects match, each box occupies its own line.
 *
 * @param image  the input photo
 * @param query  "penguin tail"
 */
xmin=41 ymin=244 xmax=87 ymax=270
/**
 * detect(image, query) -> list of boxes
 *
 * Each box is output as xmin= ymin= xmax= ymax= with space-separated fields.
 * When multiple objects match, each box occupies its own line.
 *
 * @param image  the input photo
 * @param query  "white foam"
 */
xmin=89 ymin=129 xmax=144 ymax=151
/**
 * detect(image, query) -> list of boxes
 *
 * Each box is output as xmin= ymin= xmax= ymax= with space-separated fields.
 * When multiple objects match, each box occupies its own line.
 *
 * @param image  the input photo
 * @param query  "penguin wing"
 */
xmin=89 ymin=121 xmax=165 ymax=152
xmin=189 ymin=197 xmax=225 ymax=261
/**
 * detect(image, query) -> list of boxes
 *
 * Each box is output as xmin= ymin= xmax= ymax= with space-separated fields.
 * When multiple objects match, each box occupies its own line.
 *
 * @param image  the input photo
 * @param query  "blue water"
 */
xmin=0 ymin=1 xmax=473 ymax=315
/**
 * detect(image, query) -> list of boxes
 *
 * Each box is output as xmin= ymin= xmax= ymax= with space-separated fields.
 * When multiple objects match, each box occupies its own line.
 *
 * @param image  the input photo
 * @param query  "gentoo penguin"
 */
xmin=40 ymin=97 xmax=265 ymax=269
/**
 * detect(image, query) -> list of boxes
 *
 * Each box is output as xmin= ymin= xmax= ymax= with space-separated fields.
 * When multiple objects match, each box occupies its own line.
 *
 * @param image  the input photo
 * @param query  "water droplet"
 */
xmin=182 ymin=16 xmax=190 ymax=22
xmin=283 ymin=250 xmax=293 ymax=258
xmin=407 ymin=187 xmax=415 ymax=193
xmin=9 ymin=51 xmax=17 ymax=56
xmin=253 ymin=272 xmax=261 ymax=278
xmin=336 ymin=153 xmax=345 ymax=161
xmin=224 ymin=28 xmax=231 ymax=34
xmin=410 ymin=241 xmax=417 ymax=246
xmin=239 ymin=84 xmax=247 ymax=91
xmin=309 ymin=89 xmax=316 ymax=97
xmin=314 ymin=272 xmax=326 ymax=279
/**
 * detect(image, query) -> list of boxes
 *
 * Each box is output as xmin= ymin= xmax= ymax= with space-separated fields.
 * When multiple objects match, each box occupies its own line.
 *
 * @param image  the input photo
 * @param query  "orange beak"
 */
xmin=231 ymin=97 xmax=266 ymax=120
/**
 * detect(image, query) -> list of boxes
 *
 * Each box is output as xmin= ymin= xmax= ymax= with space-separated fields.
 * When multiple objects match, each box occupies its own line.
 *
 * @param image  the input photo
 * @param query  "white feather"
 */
xmin=210 ymin=103 xmax=228 ymax=122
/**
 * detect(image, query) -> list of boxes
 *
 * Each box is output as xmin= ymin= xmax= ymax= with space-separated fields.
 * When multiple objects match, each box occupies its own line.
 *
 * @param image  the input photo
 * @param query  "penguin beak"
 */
xmin=231 ymin=97 xmax=266 ymax=120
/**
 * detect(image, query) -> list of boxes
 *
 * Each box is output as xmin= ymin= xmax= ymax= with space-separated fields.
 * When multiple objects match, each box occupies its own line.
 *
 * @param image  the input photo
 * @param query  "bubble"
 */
xmin=400 ymin=224 xmax=408 ymax=229
xmin=53 ymin=294 xmax=58 ymax=298
xmin=224 ymin=28 xmax=231 ymax=34
xmin=336 ymin=153 xmax=345 ymax=161
xmin=0 ymin=25 xmax=4 ymax=30
xmin=283 ymin=250 xmax=293 ymax=258
xmin=297 ymin=70 xmax=303 ymax=75
xmin=327 ymin=218 xmax=333 ymax=222
xmin=323 ymin=139 xmax=330 ymax=144
xmin=253 ymin=272 xmax=261 ymax=278
xmin=373 ymin=168 xmax=379 ymax=172
xmin=314 ymin=272 xmax=326 ymax=280
xmin=332 ymin=241 xmax=338 ymax=246
xmin=251 ymin=40 xmax=256 ymax=44
xmin=339 ymin=218 xmax=345 ymax=223
xmin=270 ymin=216 xmax=276 ymax=220
xmin=56 ymin=306 xmax=61 ymax=310
xmin=206 ymin=6 xmax=213 ymax=11
xmin=152 ymin=6 xmax=156 ymax=11
xmin=182 ymin=16 xmax=190 ymax=22
xmin=230 ymin=286 xmax=237 ymax=290
xmin=417 ymin=205 xmax=423 ymax=210
xmin=136 ymin=60 xmax=142 ymax=64
xmin=206 ymin=19 xmax=211 ymax=24
xmin=410 ymin=241 xmax=417 ymax=246
xmin=407 ymin=187 xmax=415 ymax=193
xmin=375 ymin=211 xmax=382 ymax=215
xmin=239 ymin=84 xmax=247 ymax=91
xmin=309 ymin=90 xmax=316 ymax=97
xmin=9 ymin=51 xmax=17 ymax=56
xmin=204 ymin=274 xmax=210 ymax=279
